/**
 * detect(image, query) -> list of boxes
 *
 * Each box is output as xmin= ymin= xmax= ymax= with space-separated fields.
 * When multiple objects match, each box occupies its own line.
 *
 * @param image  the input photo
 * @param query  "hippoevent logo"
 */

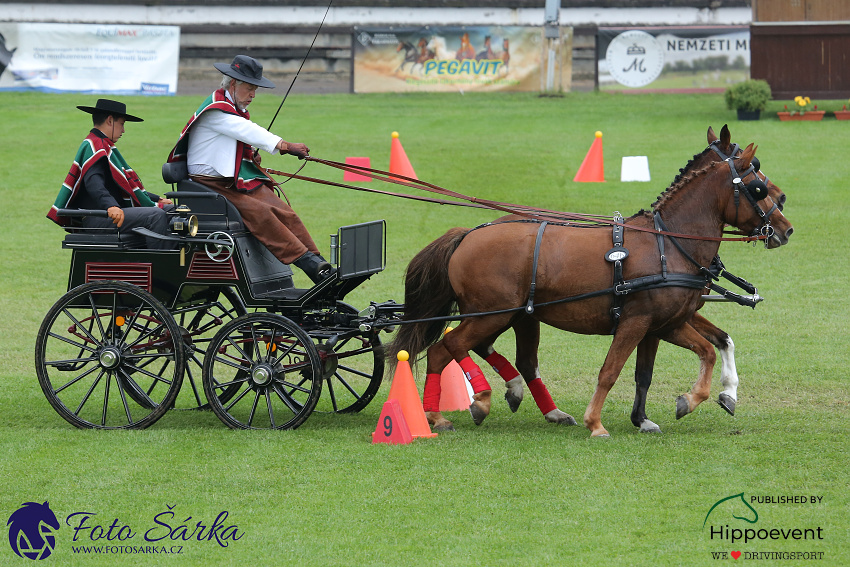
xmin=7 ymin=501 xmax=245 ymax=560
xmin=7 ymin=502 xmax=60 ymax=560
xmin=704 ymin=492 xmax=826 ymax=561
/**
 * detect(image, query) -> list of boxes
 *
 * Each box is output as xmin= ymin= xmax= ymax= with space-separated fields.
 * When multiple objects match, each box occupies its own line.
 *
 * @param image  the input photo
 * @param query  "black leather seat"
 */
xmin=161 ymin=162 xmax=245 ymax=232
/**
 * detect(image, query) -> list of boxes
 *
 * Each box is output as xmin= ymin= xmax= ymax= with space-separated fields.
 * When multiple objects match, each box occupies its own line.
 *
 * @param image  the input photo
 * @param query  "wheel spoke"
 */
xmin=114 ymin=371 xmax=136 ymax=425
xmin=54 ymin=364 xmax=100 ymax=394
xmin=247 ymin=390 xmax=261 ymax=427
xmin=265 ymin=389 xmax=276 ymax=428
xmin=74 ymin=370 xmax=105 ymax=415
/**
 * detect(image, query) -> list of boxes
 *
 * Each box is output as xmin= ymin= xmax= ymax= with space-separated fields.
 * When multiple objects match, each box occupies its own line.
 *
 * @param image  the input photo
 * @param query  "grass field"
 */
xmin=1 ymin=90 xmax=848 ymax=566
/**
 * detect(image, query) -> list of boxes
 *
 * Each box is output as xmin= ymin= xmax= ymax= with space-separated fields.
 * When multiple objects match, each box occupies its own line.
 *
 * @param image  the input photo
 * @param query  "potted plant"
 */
xmin=724 ymin=79 xmax=771 ymax=120
xmin=778 ymin=96 xmax=825 ymax=121
xmin=834 ymin=100 xmax=850 ymax=120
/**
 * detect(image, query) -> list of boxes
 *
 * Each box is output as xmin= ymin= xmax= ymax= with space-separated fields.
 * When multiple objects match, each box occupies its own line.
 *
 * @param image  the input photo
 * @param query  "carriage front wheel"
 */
xmin=34 ymin=281 xmax=185 ymax=429
xmin=202 ymin=313 xmax=323 ymax=430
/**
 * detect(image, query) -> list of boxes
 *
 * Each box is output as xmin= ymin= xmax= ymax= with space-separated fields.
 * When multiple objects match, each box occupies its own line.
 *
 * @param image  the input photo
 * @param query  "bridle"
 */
xmin=709 ymin=139 xmax=783 ymax=243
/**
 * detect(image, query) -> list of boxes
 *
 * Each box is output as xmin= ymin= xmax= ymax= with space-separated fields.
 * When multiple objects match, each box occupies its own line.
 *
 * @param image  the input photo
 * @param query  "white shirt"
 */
xmin=187 ymin=92 xmax=282 ymax=177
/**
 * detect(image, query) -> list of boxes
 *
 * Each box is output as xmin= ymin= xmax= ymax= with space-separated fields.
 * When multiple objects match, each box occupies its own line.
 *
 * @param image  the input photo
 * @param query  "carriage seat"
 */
xmin=161 ymin=161 xmax=245 ymax=232
xmin=162 ymin=161 xmax=296 ymax=294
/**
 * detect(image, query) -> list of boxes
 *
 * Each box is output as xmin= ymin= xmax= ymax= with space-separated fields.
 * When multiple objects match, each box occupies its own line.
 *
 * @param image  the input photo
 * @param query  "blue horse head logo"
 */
xmin=7 ymin=502 xmax=60 ymax=560
xmin=703 ymin=492 xmax=759 ymax=528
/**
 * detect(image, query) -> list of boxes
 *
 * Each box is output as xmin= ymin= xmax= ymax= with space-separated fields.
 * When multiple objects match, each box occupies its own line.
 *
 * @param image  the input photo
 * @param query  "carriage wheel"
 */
xmin=202 ymin=313 xmax=322 ymax=430
xmin=314 ymin=302 xmax=384 ymax=414
xmin=35 ymin=281 xmax=184 ymax=429
xmin=171 ymin=287 xmax=247 ymax=410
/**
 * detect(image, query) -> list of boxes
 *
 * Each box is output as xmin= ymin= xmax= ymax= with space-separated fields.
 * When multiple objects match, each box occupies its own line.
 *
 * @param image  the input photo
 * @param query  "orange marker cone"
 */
xmin=384 ymin=351 xmax=437 ymax=439
xmin=372 ymin=399 xmax=413 ymax=444
xmin=573 ymin=131 xmax=605 ymax=182
xmin=439 ymin=327 xmax=473 ymax=411
xmin=389 ymin=131 xmax=417 ymax=180
xmin=343 ymin=157 xmax=372 ymax=182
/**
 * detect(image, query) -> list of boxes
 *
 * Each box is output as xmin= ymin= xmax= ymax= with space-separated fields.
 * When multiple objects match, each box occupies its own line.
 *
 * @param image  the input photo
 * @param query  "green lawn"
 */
xmin=1 ymin=90 xmax=847 ymax=566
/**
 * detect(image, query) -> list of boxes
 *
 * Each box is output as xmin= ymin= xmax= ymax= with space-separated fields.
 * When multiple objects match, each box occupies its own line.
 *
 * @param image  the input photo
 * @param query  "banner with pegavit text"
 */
xmin=353 ymin=25 xmax=572 ymax=93
xmin=0 ymin=22 xmax=179 ymax=95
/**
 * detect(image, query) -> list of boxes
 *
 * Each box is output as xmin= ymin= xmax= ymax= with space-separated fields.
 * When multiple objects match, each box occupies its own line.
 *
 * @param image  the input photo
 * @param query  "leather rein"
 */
xmin=264 ymin=153 xmax=774 ymax=244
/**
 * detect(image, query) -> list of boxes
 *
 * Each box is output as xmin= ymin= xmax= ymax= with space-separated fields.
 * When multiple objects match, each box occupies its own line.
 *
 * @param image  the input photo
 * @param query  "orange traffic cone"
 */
xmin=439 ymin=360 xmax=473 ymax=412
xmin=384 ymin=351 xmax=437 ymax=438
xmin=573 ymin=131 xmax=605 ymax=182
xmin=439 ymin=328 xmax=473 ymax=412
xmin=389 ymin=131 xmax=417 ymax=180
xmin=343 ymin=157 xmax=372 ymax=182
xmin=372 ymin=399 xmax=413 ymax=444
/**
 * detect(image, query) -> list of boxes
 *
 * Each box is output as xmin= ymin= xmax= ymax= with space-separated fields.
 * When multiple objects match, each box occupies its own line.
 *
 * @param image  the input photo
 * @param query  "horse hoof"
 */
xmin=639 ymin=419 xmax=662 ymax=433
xmin=591 ymin=430 xmax=610 ymax=438
xmin=544 ymin=409 xmax=577 ymax=426
xmin=675 ymin=395 xmax=690 ymax=420
xmin=469 ymin=402 xmax=488 ymax=426
xmin=433 ymin=422 xmax=455 ymax=432
xmin=717 ymin=393 xmax=736 ymax=416
xmin=504 ymin=390 xmax=522 ymax=413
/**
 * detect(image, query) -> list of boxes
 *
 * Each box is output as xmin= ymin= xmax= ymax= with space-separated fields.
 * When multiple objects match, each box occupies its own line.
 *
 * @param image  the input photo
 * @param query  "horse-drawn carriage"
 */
xmin=36 ymin=126 xmax=792 ymax=437
xmin=35 ymin=161 xmax=402 ymax=430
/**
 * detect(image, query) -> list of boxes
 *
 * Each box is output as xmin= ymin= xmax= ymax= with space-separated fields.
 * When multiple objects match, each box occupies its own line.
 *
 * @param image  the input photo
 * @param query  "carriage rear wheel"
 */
xmin=171 ymin=287 xmax=247 ymax=410
xmin=202 ymin=313 xmax=322 ymax=430
xmin=314 ymin=302 xmax=384 ymax=414
xmin=35 ymin=281 xmax=185 ymax=429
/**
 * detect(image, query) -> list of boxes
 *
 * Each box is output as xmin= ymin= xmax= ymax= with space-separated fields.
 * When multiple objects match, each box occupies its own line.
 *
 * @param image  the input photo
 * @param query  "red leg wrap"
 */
xmin=527 ymin=378 xmax=557 ymax=415
xmin=458 ymin=356 xmax=490 ymax=394
xmin=423 ymin=373 xmax=442 ymax=413
xmin=484 ymin=352 xmax=521 ymax=382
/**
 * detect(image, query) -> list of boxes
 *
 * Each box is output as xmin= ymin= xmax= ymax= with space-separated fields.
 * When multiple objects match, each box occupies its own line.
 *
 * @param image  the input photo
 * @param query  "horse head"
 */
xmin=705 ymin=126 xmax=792 ymax=248
xmin=722 ymin=144 xmax=793 ymax=249
xmin=7 ymin=501 xmax=60 ymax=559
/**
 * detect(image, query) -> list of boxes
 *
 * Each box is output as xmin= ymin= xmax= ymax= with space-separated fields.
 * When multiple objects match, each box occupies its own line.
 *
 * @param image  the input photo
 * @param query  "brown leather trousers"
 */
xmin=190 ymin=175 xmax=319 ymax=264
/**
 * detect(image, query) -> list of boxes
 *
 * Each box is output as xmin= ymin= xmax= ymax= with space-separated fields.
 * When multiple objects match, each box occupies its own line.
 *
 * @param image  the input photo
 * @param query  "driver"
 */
xmin=167 ymin=54 xmax=333 ymax=284
xmin=48 ymin=99 xmax=175 ymax=249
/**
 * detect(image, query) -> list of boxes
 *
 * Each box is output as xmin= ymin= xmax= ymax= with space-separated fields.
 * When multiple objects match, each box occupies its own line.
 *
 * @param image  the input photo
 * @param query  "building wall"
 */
xmin=0 ymin=1 xmax=753 ymax=92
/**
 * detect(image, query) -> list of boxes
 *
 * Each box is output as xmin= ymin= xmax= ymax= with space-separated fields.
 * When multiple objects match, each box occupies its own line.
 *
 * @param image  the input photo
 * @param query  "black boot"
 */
xmin=293 ymin=252 xmax=334 ymax=284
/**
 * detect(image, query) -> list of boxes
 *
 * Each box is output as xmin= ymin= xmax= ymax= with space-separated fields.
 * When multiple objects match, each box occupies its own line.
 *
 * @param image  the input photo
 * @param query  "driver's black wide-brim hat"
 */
xmin=214 ymin=55 xmax=276 ymax=89
xmin=76 ymin=98 xmax=143 ymax=122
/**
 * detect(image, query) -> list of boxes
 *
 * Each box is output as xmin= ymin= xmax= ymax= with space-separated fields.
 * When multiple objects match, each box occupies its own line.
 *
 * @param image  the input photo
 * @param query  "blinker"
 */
xmin=746 ymin=179 xmax=769 ymax=201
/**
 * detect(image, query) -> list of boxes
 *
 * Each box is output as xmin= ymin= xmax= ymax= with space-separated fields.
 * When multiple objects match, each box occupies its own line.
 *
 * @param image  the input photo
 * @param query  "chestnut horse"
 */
xmin=388 ymin=144 xmax=792 ymax=437
xmin=474 ymin=126 xmax=790 ymax=434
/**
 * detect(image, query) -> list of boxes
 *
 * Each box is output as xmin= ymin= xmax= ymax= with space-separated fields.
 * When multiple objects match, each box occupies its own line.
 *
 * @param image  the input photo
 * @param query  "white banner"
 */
xmin=0 ymin=23 xmax=179 ymax=95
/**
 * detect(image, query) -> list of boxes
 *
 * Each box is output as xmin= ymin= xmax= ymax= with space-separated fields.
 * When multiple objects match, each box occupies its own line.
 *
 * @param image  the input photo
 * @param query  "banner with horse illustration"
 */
xmin=0 ymin=22 xmax=179 ymax=95
xmin=353 ymin=26 xmax=572 ymax=93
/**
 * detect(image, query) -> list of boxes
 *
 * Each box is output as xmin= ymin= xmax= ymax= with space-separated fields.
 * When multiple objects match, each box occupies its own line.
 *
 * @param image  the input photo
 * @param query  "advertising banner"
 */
xmin=353 ymin=26 xmax=572 ymax=93
xmin=598 ymin=26 xmax=749 ymax=92
xmin=0 ymin=23 xmax=179 ymax=95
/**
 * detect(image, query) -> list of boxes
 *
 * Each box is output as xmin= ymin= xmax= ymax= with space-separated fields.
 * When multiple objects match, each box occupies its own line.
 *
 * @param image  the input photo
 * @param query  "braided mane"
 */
xmin=651 ymin=160 xmax=723 ymax=211
xmin=627 ymin=145 xmax=716 ymax=222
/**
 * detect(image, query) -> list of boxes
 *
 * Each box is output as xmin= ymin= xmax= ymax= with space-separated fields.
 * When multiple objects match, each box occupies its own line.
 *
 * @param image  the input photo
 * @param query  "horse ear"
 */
xmin=720 ymin=124 xmax=731 ymax=147
xmin=707 ymin=126 xmax=717 ymax=144
xmin=739 ymin=143 xmax=756 ymax=169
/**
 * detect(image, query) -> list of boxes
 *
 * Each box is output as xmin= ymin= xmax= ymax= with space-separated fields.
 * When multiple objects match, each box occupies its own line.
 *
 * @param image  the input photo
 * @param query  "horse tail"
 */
xmin=386 ymin=227 xmax=468 ymax=369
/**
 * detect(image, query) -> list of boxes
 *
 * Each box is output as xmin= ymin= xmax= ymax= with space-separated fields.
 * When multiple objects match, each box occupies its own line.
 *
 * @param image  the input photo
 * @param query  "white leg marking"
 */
xmin=718 ymin=336 xmax=738 ymax=400
xmin=639 ymin=419 xmax=662 ymax=433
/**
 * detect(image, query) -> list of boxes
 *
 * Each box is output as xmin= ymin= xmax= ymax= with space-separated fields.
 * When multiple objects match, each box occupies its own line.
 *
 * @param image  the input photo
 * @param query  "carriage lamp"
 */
xmin=329 ymin=233 xmax=339 ymax=265
xmin=169 ymin=205 xmax=199 ymax=237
